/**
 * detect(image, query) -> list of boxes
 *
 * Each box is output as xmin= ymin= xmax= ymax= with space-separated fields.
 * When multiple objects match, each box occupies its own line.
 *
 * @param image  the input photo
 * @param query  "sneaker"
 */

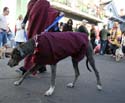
xmin=15 ymin=67 xmax=26 ymax=75
xmin=15 ymin=69 xmax=23 ymax=75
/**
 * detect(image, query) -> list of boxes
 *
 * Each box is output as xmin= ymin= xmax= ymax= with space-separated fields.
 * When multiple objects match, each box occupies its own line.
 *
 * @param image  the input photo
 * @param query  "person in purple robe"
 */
xmin=17 ymin=0 xmax=60 ymax=75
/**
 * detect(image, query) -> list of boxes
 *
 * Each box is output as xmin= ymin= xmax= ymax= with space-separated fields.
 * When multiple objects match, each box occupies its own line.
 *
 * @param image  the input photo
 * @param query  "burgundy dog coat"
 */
xmin=33 ymin=32 xmax=89 ymax=65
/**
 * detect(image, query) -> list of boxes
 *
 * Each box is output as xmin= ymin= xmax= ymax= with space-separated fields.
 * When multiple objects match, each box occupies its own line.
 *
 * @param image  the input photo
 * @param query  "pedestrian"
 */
xmin=0 ymin=7 xmax=9 ymax=48
xmin=77 ymin=19 xmax=89 ymax=36
xmin=59 ymin=22 xmax=64 ymax=32
xmin=90 ymin=24 xmax=96 ymax=49
xmin=108 ymin=22 xmax=122 ymax=57
xmin=62 ymin=19 xmax=73 ymax=32
xmin=16 ymin=0 xmax=60 ymax=75
xmin=99 ymin=25 xmax=109 ymax=55
xmin=15 ymin=14 xmax=27 ymax=46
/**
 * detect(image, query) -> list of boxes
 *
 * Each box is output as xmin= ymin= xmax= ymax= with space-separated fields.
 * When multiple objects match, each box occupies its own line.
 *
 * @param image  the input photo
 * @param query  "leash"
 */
xmin=26 ymin=15 xmax=64 ymax=42
xmin=34 ymin=14 xmax=64 ymax=47
xmin=32 ymin=15 xmax=64 ymax=62
xmin=44 ymin=15 xmax=64 ymax=32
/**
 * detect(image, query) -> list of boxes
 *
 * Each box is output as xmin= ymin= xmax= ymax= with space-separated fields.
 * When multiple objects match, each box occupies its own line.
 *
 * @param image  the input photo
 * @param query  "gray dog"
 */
xmin=8 ymin=32 xmax=102 ymax=96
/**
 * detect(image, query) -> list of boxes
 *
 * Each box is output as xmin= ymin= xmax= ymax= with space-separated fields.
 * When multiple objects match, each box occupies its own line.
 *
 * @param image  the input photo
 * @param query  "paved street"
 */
xmin=0 ymin=55 xmax=125 ymax=103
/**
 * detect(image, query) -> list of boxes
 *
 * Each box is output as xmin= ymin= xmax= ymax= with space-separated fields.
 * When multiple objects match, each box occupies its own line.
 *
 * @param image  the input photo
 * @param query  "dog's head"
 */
xmin=8 ymin=47 xmax=24 ymax=67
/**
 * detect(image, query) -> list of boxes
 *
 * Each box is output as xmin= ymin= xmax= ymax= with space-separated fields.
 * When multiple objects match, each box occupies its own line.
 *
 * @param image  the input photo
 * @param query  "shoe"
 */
xmin=15 ymin=67 xmax=26 ymax=75
xmin=38 ymin=65 xmax=47 ymax=73
xmin=15 ymin=69 xmax=23 ymax=75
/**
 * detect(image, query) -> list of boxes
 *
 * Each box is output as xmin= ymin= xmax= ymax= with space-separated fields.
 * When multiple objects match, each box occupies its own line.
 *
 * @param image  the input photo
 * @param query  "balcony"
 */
xmin=50 ymin=0 xmax=104 ymax=24
xmin=51 ymin=0 xmax=105 ymax=19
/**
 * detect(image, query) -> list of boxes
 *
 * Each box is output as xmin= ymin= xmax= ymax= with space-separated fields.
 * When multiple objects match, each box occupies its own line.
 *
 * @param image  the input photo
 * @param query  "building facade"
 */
xmin=0 ymin=0 xmax=124 ymax=32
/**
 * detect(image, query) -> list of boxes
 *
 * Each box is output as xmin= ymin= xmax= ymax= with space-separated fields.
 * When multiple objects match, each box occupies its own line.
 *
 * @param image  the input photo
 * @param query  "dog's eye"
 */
xmin=11 ymin=49 xmax=21 ymax=59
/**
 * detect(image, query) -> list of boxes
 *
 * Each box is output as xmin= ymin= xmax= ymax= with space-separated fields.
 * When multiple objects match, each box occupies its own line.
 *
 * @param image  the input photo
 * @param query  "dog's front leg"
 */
xmin=14 ymin=64 xmax=40 ymax=86
xmin=44 ymin=64 xmax=56 ymax=96
xmin=14 ymin=69 xmax=31 ymax=86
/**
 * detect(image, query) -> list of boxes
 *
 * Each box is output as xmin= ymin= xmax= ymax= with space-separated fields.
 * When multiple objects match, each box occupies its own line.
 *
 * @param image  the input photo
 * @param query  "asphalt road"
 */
xmin=0 ymin=55 xmax=125 ymax=103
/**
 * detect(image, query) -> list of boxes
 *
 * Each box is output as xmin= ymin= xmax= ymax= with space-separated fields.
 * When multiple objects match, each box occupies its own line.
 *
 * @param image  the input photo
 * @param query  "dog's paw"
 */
xmin=67 ymin=83 xmax=74 ymax=88
xmin=14 ymin=81 xmax=21 ymax=86
xmin=44 ymin=87 xmax=55 ymax=96
xmin=97 ymin=85 xmax=102 ymax=91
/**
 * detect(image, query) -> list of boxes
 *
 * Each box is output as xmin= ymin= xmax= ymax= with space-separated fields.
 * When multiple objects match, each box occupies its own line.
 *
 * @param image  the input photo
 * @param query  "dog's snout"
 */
xmin=7 ymin=59 xmax=19 ymax=67
xmin=7 ymin=62 xmax=9 ymax=66
xmin=7 ymin=61 xmax=12 ymax=67
xmin=8 ymin=60 xmax=14 ymax=67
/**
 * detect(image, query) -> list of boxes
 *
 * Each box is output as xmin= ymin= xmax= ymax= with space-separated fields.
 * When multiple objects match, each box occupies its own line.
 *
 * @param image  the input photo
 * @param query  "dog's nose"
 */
xmin=7 ymin=61 xmax=12 ymax=67
xmin=7 ymin=62 xmax=10 ymax=66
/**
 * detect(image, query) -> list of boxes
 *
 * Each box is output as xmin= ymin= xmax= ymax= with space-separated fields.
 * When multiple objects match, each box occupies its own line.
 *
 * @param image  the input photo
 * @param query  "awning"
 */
xmin=50 ymin=2 xmax=104 ymax=25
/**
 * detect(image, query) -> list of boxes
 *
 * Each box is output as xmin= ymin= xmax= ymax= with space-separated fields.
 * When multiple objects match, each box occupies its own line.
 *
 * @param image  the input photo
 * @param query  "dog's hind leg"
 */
xmin=67 ymin=58 xmax=80 ymax=88
xmin=86 ymin=43 xmax=102 ymax=90
xmin=44 ymin=64 xmax=57 ymax=96
xmin=14 ymin=64 xmax=41 ymax=86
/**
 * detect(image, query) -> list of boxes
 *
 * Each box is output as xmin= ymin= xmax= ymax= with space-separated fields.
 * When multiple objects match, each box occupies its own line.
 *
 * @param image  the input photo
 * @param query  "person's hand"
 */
xmin=59 ymin=12 xmax=64 ymax=16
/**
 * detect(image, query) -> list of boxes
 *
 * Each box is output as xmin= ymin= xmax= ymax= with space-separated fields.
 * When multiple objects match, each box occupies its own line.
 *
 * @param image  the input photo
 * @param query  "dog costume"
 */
xmin=32 ymin=32 xmax=89 ymax=65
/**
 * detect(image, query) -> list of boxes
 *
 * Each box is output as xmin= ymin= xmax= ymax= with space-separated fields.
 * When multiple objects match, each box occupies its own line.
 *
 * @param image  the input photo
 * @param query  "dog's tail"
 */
xmin=86 ymin=58 xmax=92 ymax=72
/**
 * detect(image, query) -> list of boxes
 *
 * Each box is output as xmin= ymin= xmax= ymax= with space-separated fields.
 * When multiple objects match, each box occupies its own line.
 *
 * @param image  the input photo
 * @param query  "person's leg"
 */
xmin=2 ymin=31 xmax=7 ymax=47
xmin=0 ymin=31 xmax=7 ymax=47
xmin=100 ymin=40 xmax=104 ymax=55
xmin=102 ymin=40 xmax=107 ymax=55
xmin=0 ymin=32 xmax=3 ymax=47
xmin=17 ymin=55 xmax=46 ymax=75
xmin=112 ymin=45 xmax=118 ymax=56
xmin=109 ymin=43 xmax=114 ymax=55
xmin=91 ymin=38 xmax=95 ymax=49
xmin=15 ymin=55 xmax=33 ymax=75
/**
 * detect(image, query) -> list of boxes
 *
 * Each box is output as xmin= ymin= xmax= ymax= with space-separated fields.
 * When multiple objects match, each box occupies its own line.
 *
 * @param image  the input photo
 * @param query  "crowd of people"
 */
xmin=76 ymin=20 xmax=125 ymax=61
xmin=0 ymin=0 xmax=125 ymax=76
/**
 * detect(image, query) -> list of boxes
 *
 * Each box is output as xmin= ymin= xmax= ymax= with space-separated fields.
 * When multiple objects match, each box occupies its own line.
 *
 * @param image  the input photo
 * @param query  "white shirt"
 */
xmin=15 ymin=20 xmax=27 ymax=42
xmin=0 ymin=14 xmax=7 ymax=30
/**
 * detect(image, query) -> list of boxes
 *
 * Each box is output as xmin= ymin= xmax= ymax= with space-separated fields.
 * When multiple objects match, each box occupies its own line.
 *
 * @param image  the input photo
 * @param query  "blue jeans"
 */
xmin=109 ymin=44 xmax=119 ymax=55
xmin=100 ymin=40 xmax=107 ymax=55
xmin=0 ymin=31 xmax=7 ymax=47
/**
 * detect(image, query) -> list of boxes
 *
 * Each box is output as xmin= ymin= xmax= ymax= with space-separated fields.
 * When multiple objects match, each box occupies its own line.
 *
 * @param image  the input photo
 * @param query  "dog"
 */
xmin=8 ymin=32 xmax=102 ymax=96
xmin=115 ymin=47 xmax=124 ymax=61
xmin=0 ymin=46 xmax=6 ymax=59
